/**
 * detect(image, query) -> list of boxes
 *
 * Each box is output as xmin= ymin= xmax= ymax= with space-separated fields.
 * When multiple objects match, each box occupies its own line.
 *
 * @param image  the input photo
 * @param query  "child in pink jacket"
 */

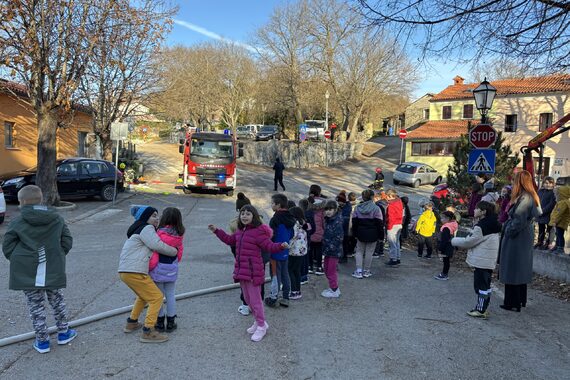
xmin=209 ymin=205 xmax=287 ymax=342
xmin=149 ymin=207 xmax=185 ymax=332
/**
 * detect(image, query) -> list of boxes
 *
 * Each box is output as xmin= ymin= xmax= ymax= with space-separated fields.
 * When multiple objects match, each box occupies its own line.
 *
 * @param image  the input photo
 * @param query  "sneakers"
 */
xmin=279 ymin=298 xmax=289 ymax=307
xmin=434 ymin=273 xmax=448 ymax=281
xmin=247 ymin=322 xmax=258 ymax=334
xmin=314 ymin=267 xmax=325 ymax=275
xmin=166 ymin=316 xmax=177 ymax=332
xmin=57 ymin=329 xmax=77 ymax=345
xmin=238 ymin=304 xmax=251 ymax=316
xmin=124 ymin=318 xmax=143 ymax=333
xmin=385 ymin=259 xmax=400 ymax=267
xmin=346 ymin=253 xmax=355 ymax=258
xmin=362 ymin=270 xmax=373 ymax=278
xmin=308 ymin=267 xmax=315 ymax=274
xmin=33 ymin=339 xmax=50 ymax=354
xmin=264 ymin=297 xmax=278 ymax=308
xmin=424 ymin=255 xmax=432 ymax=259
xmin=290 ymin=291 xmax=302 ymax=300
xmin=300 ymin=278 xmax=309 ymax=285
xmin=155 ymin=315 xmax=165 ymax=332
xmin=351 ymin=270 xmax=363 ymax=279
xmin=251 ymin=322 xmax=269 ymax=342
xmin=417 ymin=254 xmax=423 ymax=258
xmin=467 ymin=309 xmax=489 ymax=319
xmin=140 ymin=327 xmax=169 ymax=343
xmin=321 ymin=288 xmax=341 ymax=298
xmin=372 ymin=253 xmax=380 ymax=258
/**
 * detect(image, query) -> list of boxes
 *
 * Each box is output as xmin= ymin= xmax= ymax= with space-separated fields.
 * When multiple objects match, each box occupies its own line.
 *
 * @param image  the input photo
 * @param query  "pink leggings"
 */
xmin=324 ymin=256 xmax=339 ymax=290
xmin=241 ymin=280 xmax=265 ymax=326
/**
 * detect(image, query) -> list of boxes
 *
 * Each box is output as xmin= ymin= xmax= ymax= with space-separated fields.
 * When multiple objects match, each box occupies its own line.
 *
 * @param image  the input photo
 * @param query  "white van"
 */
xmin=304 ymin=120 xmax=326 ymax=141
xmin=236 ymin=124 xmax=261 ymax=140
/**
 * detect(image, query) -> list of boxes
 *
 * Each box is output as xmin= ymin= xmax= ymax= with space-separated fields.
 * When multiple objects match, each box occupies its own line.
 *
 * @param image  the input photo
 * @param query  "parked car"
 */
xmin=393 ymin=162 xmax=442 ymax=188
xmin=255 ymin=125 xmax=281 ymax=141
xmin=0 ymin=186 xmax=5 ymax=224
xmin=0 ymin=158 xmax=124 ymax=202
xmin=236 ymin=124 xmax=261 ymax=140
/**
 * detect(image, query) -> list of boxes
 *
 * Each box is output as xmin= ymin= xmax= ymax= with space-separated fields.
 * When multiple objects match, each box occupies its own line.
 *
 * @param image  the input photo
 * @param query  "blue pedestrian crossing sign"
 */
xmin=299 ymin=124 xmax=308 ymax=134
xmin=468 ymin=149 xmax=496 ymax=174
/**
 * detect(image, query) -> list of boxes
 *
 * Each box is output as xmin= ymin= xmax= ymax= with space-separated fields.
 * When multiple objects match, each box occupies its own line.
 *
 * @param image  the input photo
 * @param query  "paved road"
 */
xmin=0 ymin=140 xmax=569 ymax=379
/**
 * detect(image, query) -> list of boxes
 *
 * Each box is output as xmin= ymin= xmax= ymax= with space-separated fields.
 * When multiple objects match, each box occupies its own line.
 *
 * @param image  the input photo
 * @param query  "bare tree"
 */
xmin=356 ymin=0 xmax=570 ymax=74
xmin=0 ymin=0 xmax=113 ymax=204
xmin=255 ymin=0 xmax=312 ymax=125
xmin=79 ymin=0 xmax=176 ymax=160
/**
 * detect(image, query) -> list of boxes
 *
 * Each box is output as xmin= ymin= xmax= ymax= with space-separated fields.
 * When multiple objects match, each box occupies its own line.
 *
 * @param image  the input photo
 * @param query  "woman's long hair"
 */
xmin=510 ymin=170 xmax=540 ymax=206
xmin=237 ymin=204 xmax=263 ymax=229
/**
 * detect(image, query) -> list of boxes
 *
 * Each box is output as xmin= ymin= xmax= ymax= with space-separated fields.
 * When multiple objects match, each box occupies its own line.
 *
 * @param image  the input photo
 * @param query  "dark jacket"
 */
xmin=537 ymin=188 xmax=556 ymax=224
xmin=351 ymin=201 xmax=383 ymax=242
xmin=340 ymin=202 xmax=352 ymax=235
xmin=236 ymin=196 xmax=251 ymax=212
xmin=269 ymin=209 xmax=296 ymax=261
xmin=499 ymin=193 xmax=541 ymax=284
xmin=2 ymin=205 xmax=73 ymax=290
xmin=322 ymin=212 xmax=344 ymax=258
xmin=273 ymin=161 xmax=285 ymax=179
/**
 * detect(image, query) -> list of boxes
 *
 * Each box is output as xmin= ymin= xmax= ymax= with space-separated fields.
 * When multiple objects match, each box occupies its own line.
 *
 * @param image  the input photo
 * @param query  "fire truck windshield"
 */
xmin=190 ymin=139 xmax=233 ymax=162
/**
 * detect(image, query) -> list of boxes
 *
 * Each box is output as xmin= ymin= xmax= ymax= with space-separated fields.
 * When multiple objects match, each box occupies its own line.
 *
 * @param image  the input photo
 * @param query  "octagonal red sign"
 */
xmin=469 ymin=124 xmax=497 ymax=149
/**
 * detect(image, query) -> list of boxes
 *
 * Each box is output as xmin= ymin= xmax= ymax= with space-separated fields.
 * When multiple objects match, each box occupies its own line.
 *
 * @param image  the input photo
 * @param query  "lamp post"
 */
xmin=325 ymin=90 xmax=330 ymax=164
xmin=473 ymin=77 xmax=497 ymax=124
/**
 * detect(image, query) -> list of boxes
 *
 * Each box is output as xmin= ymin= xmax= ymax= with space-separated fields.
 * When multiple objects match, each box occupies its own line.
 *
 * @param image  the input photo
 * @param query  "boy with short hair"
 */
xmin=2 ymin=185 xmax=76 ymax=353
xmin=265 ymin=193 xmax=296 ymax=307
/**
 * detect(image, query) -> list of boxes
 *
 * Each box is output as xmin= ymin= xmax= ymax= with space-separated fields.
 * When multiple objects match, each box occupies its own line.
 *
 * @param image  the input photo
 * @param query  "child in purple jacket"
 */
xmin=209 ymin=205 xmax=287 ymax=342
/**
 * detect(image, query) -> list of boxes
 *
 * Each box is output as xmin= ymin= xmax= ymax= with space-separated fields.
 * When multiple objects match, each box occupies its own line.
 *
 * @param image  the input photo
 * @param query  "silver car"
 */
xmin=393 ymin=162 xmax=442 ymax=188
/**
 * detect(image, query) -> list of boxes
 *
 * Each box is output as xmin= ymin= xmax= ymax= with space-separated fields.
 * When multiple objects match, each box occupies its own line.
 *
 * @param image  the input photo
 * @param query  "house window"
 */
xmin=423 ymin=108 xmax=430 ymax=120
xmin=411 ymin=141 xmax=458 ymax=156
xmin=463 ymin=104 xmax=473 ymax=119
xmin=505 ymin=114 xmax=517 ymax=132
xmin=4 ymin=121 xmax=15 ymax=148
xmin=539 ymin=113 xmax=553 ymax=132
xmin=442 ymin=106 xmax=452 ymax=120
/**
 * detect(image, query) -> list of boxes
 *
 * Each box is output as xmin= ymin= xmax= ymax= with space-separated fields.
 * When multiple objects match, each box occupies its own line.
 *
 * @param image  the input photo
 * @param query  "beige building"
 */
xmin=404 ymin=93 xmax=433 ymax=129
xmin=0 ymin=79 xmax=93 ymax=176
xmin=405 ymin=74 xmax=570 ymax=179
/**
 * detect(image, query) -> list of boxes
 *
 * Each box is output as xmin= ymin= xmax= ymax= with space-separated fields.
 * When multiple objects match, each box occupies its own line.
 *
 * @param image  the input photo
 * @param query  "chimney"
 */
xmin=453 ymin=75 xmax=465 ymax=85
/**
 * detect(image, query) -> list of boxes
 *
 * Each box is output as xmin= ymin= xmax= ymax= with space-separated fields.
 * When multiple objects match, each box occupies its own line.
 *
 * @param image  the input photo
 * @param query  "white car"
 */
xmin=393 ymin=162 xmax=443 ymax=188
xmin=0 ymin=185 xmax=6 ymax=224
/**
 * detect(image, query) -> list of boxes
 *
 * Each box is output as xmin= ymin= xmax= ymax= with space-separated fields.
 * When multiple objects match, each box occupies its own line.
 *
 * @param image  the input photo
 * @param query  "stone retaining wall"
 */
xmin=533 ymin=250 xmax=570 ymax=283
xmin=239 ymin=140 xmax=363 ymax=168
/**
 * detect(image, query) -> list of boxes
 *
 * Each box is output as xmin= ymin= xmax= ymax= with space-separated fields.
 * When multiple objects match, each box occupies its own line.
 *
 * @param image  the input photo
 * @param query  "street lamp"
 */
xmin=473 ymin=77 xmax=497 ymax=124
xmin=325 ymin=90 xmax=330 ymax=132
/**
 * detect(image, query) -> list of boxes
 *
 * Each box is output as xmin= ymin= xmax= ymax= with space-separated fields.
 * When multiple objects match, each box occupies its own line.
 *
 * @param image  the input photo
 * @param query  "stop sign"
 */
xmin=399 ymin=129 xmax=407 ymax=139
xmin=324 ymin=130 xmax=332 ymax=139
xmin=469 ymin=124 xmax=497 ymax=148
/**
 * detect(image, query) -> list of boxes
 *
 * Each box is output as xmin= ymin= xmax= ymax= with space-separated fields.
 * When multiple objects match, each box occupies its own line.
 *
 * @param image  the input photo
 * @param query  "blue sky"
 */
xmin=169 ymin=1 xmax=471 ymax=100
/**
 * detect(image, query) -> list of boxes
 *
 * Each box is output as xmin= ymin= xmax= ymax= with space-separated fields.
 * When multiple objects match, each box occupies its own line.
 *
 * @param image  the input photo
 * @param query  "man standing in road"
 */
xmin=273 ymin=157 xmax=286 ymax=191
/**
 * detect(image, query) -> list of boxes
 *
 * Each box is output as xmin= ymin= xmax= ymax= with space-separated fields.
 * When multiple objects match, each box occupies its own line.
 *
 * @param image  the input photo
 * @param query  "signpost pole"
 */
xmin=113 ymin=140 xmax=119 ymax=206
xmin=398 ymin=129 xmax=407 ymax=165
xmin=399 ymin=138 xmax=404 ymax=165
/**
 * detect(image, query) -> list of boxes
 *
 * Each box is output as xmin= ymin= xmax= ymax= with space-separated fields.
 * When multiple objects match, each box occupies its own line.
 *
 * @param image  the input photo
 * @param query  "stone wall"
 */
xmin=239 ymin=140 xmax=363 ymax=168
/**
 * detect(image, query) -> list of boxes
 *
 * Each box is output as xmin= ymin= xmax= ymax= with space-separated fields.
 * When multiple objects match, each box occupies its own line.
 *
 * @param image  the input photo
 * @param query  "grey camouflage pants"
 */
xmin=23 ymin=289 xmax=69 ymax=342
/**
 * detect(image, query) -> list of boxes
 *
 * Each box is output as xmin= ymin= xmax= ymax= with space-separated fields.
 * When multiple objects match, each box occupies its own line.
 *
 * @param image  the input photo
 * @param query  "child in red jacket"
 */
xmin=209 ymin=205 xmax=288 ymax=342
xmin=385 ymin=189 xmax=404 ymax=267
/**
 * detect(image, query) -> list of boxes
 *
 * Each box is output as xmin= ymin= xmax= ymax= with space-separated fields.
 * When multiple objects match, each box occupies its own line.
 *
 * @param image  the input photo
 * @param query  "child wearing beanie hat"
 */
xmin=119 ymin=205 xmax=178 ymax=343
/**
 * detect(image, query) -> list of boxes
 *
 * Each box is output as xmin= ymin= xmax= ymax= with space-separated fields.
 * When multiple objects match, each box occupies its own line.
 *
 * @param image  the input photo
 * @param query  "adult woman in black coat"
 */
xmin=498 ymin=170 xmax=541 ymax=312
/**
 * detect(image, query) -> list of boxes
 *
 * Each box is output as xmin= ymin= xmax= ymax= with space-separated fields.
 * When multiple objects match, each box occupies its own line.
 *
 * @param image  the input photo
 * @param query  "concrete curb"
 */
xmin=53 ymin=201 xmax=77 ymax=211
xmin=66 ymin=192 xmax=137 ymax=224
xmin=533 ymin=249 xmax=570 ymax=283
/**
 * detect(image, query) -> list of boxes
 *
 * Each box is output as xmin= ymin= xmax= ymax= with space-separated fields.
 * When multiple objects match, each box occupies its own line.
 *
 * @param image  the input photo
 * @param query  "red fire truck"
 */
xmin=178 ymin=132 xmax=239 ymax=195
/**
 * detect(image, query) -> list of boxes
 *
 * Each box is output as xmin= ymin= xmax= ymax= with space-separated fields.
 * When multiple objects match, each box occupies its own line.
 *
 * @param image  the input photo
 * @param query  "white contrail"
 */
xmin=173 ymin=19 xmax=260 ymax=54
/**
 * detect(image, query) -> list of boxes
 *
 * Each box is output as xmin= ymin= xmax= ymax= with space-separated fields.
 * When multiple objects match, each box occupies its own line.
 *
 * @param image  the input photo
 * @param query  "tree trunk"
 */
xmin=347 ymin=106 xmax=363 ymax=142
xmin=36 ymin=110 xmax=60 ymax=205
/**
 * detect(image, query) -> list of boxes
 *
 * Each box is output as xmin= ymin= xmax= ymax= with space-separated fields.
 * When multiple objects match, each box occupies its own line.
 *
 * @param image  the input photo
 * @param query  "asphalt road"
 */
xmin=0 ymin=139 xmax=569 ymax=379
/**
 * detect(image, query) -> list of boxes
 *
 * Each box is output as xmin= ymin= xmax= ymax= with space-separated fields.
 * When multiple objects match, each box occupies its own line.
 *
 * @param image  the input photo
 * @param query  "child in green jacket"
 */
xmin=2 ymin=185 xmax=76 ymax=354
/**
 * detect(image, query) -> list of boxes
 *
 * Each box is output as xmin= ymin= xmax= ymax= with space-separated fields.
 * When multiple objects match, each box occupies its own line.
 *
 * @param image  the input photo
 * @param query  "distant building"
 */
xmin=0 ymin=79 xmax=94 ymax=176
xmin=404 ymin=93 xmax=434 ymax=130
xmin=405 ymin=74 xmax=570 ymax=179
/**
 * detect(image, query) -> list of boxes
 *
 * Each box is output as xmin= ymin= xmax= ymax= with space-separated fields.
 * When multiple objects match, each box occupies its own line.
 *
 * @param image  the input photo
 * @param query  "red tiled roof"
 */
xmin=406 ymin=120 xmax=471 ymax=140
xmin=431 ymin=74 xmax=570 ymax=101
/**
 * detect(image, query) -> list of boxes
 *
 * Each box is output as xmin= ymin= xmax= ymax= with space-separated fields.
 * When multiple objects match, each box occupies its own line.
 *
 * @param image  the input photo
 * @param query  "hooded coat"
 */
xmin=2 ymin=205 xmax=73 ymax=290
xmin=351 ymin=200 xmax=383 ymax=242
xmin=549 ymin=186 xmax=570 ymax=230
xmin=214 ymin=224 xmax=284 ymax=286
xmin=499 ymin=193 xmax=542 ymax=285
xmin=269 ymin=209 xmax=296 ymax=261
xmin=309 ymin=198 xmax=326 ymax=243
xmin=322 ymin=211 xmax=344 ymax=258
xmin=537 ymin=187 xmax=556 ymax=224
xmin=452 ymin=215 xmax=501 ymax=270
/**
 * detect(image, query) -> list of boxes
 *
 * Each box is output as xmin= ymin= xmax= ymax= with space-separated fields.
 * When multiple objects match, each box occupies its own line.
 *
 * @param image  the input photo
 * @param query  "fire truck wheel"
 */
xmin=226 ymin=190 xmax=234 ymax=197
xmin=182 ymin=187 xmax=192 ymax=194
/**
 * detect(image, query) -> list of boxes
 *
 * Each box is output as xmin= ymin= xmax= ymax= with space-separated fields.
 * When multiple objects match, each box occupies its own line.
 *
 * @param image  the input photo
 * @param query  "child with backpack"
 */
xmin=434 ymin=211 xmax=459 ymax=280
xmin=288 ymin=206 xmax=311 ymax=299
